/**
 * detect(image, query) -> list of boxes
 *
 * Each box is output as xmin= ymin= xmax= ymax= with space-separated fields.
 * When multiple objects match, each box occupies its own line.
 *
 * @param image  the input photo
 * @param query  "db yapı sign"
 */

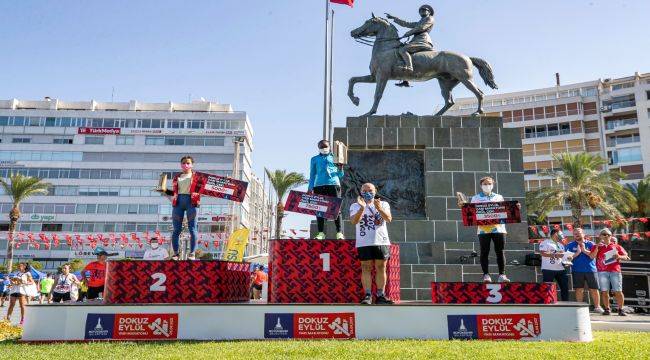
xmin=85 ymin=313 xmax=178 ymax=340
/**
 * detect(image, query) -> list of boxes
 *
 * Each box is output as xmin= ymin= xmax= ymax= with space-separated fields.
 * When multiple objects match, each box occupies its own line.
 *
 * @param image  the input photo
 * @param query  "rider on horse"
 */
xmin=386 ymin=5 xmax=435 ymax=87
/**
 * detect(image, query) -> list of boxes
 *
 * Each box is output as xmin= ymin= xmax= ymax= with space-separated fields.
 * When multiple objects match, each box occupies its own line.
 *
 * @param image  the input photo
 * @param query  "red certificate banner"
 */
xmin=194 ymin=171 xmax=248 ymax=202
xmin=78 ymin=127 xmax=121 ymax=135
xmin=284 ymin=190 xmax=342 ymax=220
xmin=461 ymin=201 xmax=521 ymax=226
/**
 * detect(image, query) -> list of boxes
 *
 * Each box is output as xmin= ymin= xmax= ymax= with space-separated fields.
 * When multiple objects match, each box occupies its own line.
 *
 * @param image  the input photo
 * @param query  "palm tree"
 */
xmin=624 ymin=178 xmax=650 ymax=234
xmin=265 ymin=169 xmax=307 ymax=239
xmin=1 ymin=173 xmax=50 ymax=272
xmin=526 ymin=152 xmax=635 ymax=227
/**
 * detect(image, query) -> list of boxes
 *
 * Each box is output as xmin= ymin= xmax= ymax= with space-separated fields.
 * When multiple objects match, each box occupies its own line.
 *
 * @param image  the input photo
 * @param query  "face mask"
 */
xmin=319 ymin=147 xmax=330 ymax=155
xmin=181 ymin=163 xmax=193 ymax=171
xmin=481 ymin=184 xmax=493 ymax=194
xmin=362 ymin=192 xmax=375 ymax=202
xmin=151 ymin=242 xmax=159 ymax=250
xmin=555 ymin=232 xmax=564 ymax=242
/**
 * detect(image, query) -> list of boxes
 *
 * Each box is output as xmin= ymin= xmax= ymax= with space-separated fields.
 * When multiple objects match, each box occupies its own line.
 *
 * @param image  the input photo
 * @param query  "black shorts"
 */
xmin=252 ymin=283 xmax=263 ymax=291
xmin=87 ymin=285 xmax=105 ymax=300
xmin=52 ymin=292 xmax=71 ymax=303
xmin=1 ymin=291 xmax=9 ymax=297
xmin=10 ymin=293 xmax=25 ymax=299
xmin=572 ymin=272 xmax=599 ymax=290
xmin=357 ymin=245 xmax=391 ymax=261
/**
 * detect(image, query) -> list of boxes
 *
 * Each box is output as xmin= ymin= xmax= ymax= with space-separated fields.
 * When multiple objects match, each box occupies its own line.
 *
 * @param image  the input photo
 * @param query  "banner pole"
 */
xmin=322 ymin=0 xmax=331 ymax=141
xmin=328 ymin=9 xmax=335 ymax=144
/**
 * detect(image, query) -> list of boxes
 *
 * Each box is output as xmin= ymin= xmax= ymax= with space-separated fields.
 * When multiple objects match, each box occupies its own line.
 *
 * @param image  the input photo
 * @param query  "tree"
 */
xmin=0 ymin=173 xmax=50 ymax=272
xmin=265 ymin=169 xmax=307 ymax=239
xmin=68 ymin=258 xmax=86 ymax=272
xmin=624 ymin=178 xmax=650 ymax=234
xmin=29 ymin=260 xmax=43 ymax=270
xmin=526 ymin=152 xmax=635 ymax=227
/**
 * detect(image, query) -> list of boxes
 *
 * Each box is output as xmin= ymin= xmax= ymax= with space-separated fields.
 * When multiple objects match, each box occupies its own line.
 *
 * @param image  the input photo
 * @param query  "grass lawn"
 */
xmin=0 ymin=331 xmax=648 ymax=359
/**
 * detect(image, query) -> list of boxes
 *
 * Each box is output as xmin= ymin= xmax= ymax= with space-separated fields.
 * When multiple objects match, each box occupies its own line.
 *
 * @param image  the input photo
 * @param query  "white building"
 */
xmin=447 ymin=72 xmax=650 ymax=228
xmin=0 ymin=98 xmax=270 ymax=269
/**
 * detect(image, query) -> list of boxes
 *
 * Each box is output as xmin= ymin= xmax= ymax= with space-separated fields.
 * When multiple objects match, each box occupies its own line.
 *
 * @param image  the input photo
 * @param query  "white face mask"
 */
xmin=319 ymin=147 xmax=330 ymax=155
xmin=151 ymin=242 xmax=159 ymax=250
xmin=481 ymin=184 xmax=493 ymax=194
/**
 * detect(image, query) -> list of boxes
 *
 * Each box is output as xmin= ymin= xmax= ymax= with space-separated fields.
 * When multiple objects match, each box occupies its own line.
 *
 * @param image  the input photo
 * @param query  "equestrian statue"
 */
xmin=349 ymin=5 xmax=498 ymax=116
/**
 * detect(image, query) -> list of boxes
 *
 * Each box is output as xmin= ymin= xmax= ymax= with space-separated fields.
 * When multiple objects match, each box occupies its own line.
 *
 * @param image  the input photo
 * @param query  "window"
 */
xmin=168 ymin=120 xmax=185 ymax=128
xmin=582 ymin=87 xmax=598 ymax=97
xmin=53 ymin=138 xmax=74 ymax=144
xmin=145 ymin=136 xmax=165 ymax=145
xmin=12 ymin=137 xmax=31 ymax=143
xmin=85 ymin=136 xmax=104 ymax=145
xmin=612 ymin=82 xmax=634 ymax=91
xmin=116 ymin=136 xmax=135 ymax=145
xmin=646 ymin=91 xmax=650 ymax=101
xmin=42 ymin=223 xmax=63 ymax=231
xmin=560 ymin=123 xmax=570 ymax=135
xmin=187 ymin=120 xmax=204 ymax=129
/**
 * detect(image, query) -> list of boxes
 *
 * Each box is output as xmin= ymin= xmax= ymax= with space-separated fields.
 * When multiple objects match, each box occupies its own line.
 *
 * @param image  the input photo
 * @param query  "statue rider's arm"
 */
xmin=392 ymin=17 xmax=419 ymax=29
xmin=403 ymin=18 xmax=434 ymax=38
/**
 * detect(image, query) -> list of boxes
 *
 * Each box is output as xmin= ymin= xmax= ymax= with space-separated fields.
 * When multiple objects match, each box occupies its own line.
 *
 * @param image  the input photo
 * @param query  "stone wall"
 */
xmin=311 ymin=115 xmax=538 ymax=301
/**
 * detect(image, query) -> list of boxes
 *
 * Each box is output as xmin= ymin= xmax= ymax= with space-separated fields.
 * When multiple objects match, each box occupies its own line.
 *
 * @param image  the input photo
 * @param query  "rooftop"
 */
xmin=0 ymin=98 xmax=235 ymax=113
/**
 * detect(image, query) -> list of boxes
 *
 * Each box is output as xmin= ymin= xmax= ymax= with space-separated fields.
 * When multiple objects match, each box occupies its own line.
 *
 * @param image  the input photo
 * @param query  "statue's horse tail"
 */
xmin=470 ymin=57 xmax=498 ymax=89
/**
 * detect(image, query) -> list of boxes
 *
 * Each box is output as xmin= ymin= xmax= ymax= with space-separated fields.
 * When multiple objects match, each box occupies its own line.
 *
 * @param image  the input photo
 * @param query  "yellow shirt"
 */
xmin=177 ymin=173 xmax=192 ymax=194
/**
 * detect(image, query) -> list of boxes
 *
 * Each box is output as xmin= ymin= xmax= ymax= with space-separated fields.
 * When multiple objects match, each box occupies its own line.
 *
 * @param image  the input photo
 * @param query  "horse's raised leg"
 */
xmin=459 ymin=77 xmax=485 ymax=115
xmin=348 ymin=75 xmax=375 ymax=106
xmin=434 ymin=78 xmax=460 ymax=116
xmin=362 ymin=76 xmax=388 ymax=117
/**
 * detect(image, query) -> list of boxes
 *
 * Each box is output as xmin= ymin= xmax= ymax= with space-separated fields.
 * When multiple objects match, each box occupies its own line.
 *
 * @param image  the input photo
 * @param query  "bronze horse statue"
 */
xmin=349 ymin=14 xmax=498 ymax=116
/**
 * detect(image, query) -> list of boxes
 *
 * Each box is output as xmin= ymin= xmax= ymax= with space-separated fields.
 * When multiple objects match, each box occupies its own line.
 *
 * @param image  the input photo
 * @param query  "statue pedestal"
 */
xmin=311 ymin=115 xmax=533 ymax=301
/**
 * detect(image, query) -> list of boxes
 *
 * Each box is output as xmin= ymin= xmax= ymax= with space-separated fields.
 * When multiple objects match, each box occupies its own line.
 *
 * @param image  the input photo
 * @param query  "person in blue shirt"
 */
xmin=565 ymin=227 xmax=603 ymax=313
xmin=308 ymin=140 xmax=345 ymax=240
xmin=0 ymin=275 xmax=9 ymax=307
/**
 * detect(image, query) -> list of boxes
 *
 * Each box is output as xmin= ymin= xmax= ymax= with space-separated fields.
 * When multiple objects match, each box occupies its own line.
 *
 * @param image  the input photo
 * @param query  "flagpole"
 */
xmin=328 ymin=9 xmax=335 ymax=144
xmin=322 ymin=0 xmax=331 ymax=141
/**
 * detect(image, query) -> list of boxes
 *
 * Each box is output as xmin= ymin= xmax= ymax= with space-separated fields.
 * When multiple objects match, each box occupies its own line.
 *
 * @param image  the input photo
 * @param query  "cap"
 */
xmin=93 ymin=246 xmax=118 ymax=257
xmin=419 ymin=4 xmax=434 ymax=15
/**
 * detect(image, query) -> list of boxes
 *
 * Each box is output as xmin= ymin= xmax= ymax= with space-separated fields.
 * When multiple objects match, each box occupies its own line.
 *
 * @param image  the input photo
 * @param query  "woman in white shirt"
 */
xmin=6 ymin=262 xmax=34 ymax=325
xmin=52 ymin=263 xmax=80 ymax=303
xmin=539 ymin=228 xmax=572 ymax=301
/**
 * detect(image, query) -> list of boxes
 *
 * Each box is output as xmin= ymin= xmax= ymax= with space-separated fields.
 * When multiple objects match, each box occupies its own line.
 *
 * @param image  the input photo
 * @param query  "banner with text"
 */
xmin=264 ymin=313 xmax=355 ymax=339
xmin=223 ymin=228 xmax=250 ymax=262
xmin=448 ymin=313 xmax=541 ymax=340
xmin=84 ymin=313 xmax=178 ymax=340
xmin=195 ymin=171 xmax=248 ymax=203
xmin=462 ymin=201 xmax=521 ymax=226
xmin=284 ymin=190 xmax=342 ymax=220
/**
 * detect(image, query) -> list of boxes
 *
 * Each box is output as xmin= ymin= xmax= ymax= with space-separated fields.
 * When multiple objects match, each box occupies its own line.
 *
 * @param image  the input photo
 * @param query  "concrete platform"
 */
xmin=21 ymin=301 xmax=592 ymax=342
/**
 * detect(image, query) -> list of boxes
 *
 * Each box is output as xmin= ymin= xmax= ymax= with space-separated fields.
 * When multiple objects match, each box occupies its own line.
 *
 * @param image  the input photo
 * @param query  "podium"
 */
xmin=268 ymin=239 xmax=400 ymax=303
xmin=431 ymin=282 xmax=557 ymax=304
xmin=104 ymin=260 xmax=250 ymax=304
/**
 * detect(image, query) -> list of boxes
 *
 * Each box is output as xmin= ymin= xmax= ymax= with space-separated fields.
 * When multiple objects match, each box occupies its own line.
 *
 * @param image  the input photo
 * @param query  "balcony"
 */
xmin=605 ymin=118 xmax=638 ymax=130
xmin=606 ymin=135 xmax=640 ymax=148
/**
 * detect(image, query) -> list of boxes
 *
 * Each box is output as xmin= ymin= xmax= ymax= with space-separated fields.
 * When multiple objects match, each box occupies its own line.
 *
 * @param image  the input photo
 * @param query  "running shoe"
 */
xmin=315 ymin=232 xmax=326 ymax=240
xmin=482 ymin=274 xmax=492 ymax=283
xmin=335 ymin=232 xmax=345 ymax=240
xmin=360 ymin=294 xmax=372 ymax=305
xmin=497 ymin=274 xmax=511 ymax=283
xmin=375 ymin=295 xmax=394 ymax=305
xmin=593 ymin=306 xmax=605 ymax=314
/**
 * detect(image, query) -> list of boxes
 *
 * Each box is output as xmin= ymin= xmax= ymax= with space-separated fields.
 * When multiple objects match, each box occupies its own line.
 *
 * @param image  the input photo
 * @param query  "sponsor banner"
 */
xmin=284 ymin=190 xmax=342 ymax=220
xmin=78 ymin=127 xmax=121 ymax=135
xmin=223 ymin=228 xmax=249 ymax=262
xmin=159 ymin=215 xmax=216 ymax=223
xmin=448 ymin=314 xmax=541 ymax=340
xmin=28 ymin=213 xmax=56 ymax=222
xmin=461 ymin=201 xmax=521 ymax=226
xmin=85 ymin=313 xmax=178 ymax=340
xmin=194 ymin=171 xmax=248 ymax=203
xmin=264 ymin=313 xmax=355 ymax=339
xmin=71 ymin=250 xmax=126 ymax=259
xmin=122 ymin=128 xmax=246 ymax=136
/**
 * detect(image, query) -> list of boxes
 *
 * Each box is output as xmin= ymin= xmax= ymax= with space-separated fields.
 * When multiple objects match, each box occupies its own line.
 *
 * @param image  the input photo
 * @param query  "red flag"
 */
xmin=331 ymin=0 xmax=353 ymax=6
xmin=565 ymin=224 xmax=574 ymax=232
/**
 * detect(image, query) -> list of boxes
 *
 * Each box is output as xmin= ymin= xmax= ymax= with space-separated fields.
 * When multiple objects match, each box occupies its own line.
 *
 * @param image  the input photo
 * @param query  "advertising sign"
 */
xmin=447 ymin=313 xmax=541 ymax=340
xmin=284 ymin=190 xmax=343 ymax=220
xmin=461 ymin=201 xmax=521 ymax=226
xmin=85 ymin=313 xmax=178 ymax=340
xmin=264 ymin=313 xmax=355 ymax=339
xmin=78 ymin=127 xmax=121 ymax=135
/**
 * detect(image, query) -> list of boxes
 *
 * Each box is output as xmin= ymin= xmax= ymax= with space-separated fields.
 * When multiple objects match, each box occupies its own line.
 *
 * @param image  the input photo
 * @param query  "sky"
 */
xmin=1 ymin=0 xmax=649 ymax=232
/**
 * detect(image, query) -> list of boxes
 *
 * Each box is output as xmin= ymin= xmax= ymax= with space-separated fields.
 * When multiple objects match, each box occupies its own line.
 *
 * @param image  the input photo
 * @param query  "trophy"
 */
xmin=333 ymin=141 xmax=348 ymax=165
xmin=154 ymin=173 xmax=173 ymax=196
xmin=456 ymin=192 xmax=468 ymax=207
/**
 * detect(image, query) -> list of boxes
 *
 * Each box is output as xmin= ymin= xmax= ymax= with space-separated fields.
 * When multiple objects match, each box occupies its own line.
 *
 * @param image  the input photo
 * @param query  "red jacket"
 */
xmin=171 ymin=172 xmax=203 ymax=207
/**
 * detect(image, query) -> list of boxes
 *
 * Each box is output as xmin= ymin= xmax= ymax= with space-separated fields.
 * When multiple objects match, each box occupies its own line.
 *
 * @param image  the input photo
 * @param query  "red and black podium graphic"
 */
xmin=105 ymin=260 xmax=250 ymax=304
xmin=268 ymin=239 xmax=400 ymax=303
xmin=431 ymin=282 xmax=557 ymax=304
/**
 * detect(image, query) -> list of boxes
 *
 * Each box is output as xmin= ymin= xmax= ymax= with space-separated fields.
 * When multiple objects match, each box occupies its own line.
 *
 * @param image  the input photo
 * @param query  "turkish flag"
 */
xmin=331 ymin=0 xmax=354 ymax=7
